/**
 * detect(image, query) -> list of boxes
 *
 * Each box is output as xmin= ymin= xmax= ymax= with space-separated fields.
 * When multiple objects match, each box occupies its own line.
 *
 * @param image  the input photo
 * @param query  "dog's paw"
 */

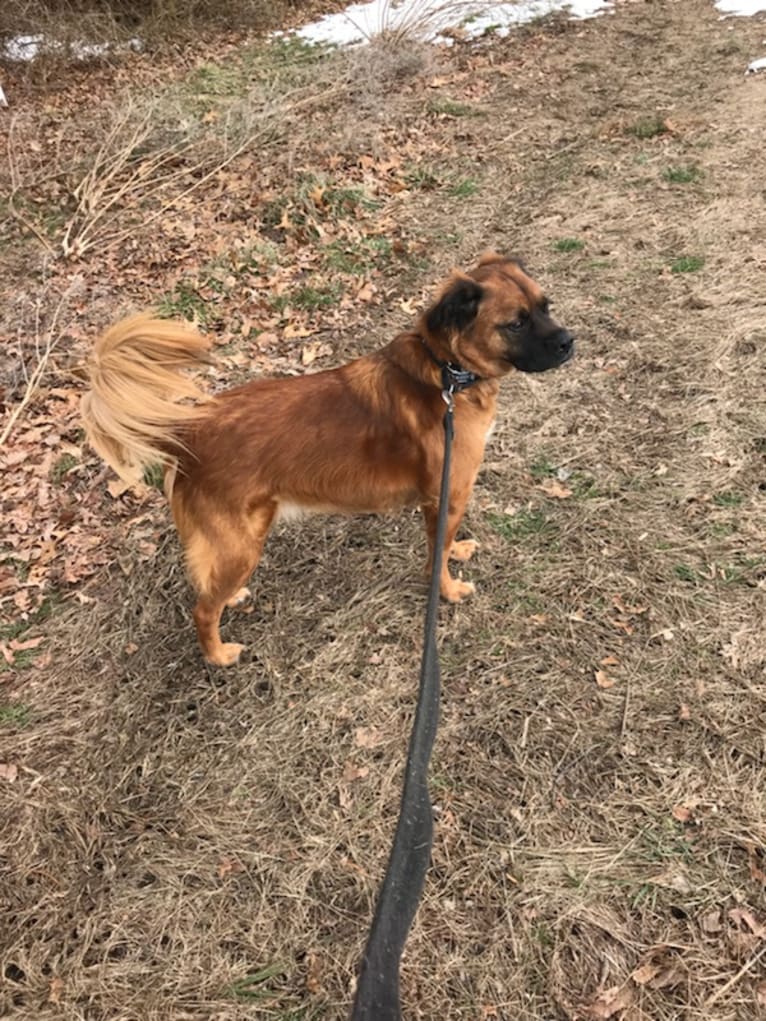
xmin=226 ymin=587 xmax=252 ymax=608
xmin=441 ymin=579 xmax=476 ymax=603
xmin=206 ymin=642 xmax=245 ymax=667
xmin=449 ymin=539 xmax=479 ymax=562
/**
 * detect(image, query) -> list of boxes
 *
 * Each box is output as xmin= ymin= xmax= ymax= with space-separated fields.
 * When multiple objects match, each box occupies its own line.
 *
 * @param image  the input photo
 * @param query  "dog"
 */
xmin=81 ymin=253 xmax=574 ymax=665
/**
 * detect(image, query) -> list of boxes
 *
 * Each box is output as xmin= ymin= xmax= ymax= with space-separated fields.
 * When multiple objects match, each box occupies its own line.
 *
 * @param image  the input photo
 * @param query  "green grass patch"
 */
xmin=273 ymin=283 xmax=341 ymax=313
xmin=157 ymin=282 xmax=209 ymax=324
xmin=529 ymin=457 xmax=558 ymax=479
xmin=0 ymin=703 xmax=31 ymax=727
xmin=324 ymin=236 xmax=392 ymax=274
xmin=428 ymin=98 xmax=478 ymax=118
xmin=712 ymin=490 xmax=743 ymax=508
xmin=629 ymin=116 xmax=668 ymax=139
xmin=50 ymin=453 xmax=78 ymax=485
xmin=142 ymin=464 xmax=165 ymax=491
xmin=670 ymin=256 xmax=705 ymax=274
xmin=663 ymin=165 xmax=701 ymax=184
xmin=488 ymin=509 xmax=556 ymax=542
xmin=674 ymin=564 xmax=697 ymax=584
xmin=405 ymin=164 xmax=442 ymax=190
xmin=229 ymin=963 xmax=286 ymax=1002
xmin=0 ymin=597 xmax=56 ymax=645
xmin=448 ymin=178 xmax=479 ymax=199
xmin=553 ymin=237 xmax=585 ymax=253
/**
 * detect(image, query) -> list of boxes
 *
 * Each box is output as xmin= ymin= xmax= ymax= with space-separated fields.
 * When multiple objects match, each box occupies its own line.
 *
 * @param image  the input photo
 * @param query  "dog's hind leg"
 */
xmin=184 ymin=504 xmax=275 ymax=666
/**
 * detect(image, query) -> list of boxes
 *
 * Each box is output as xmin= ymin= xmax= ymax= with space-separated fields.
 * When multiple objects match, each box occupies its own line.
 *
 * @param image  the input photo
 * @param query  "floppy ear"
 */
xmin=425 ymin=275 xmax=484 ymax=335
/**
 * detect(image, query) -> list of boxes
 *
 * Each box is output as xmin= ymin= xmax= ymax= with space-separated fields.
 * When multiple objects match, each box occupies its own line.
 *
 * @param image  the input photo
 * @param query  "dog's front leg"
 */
xmin=421 ymin=484 xmax=476 ymax=603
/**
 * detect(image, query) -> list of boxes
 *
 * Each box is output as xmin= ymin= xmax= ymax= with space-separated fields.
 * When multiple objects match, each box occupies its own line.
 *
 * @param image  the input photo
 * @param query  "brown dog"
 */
xmin=82 ymin=253 xmax=574 ymax=665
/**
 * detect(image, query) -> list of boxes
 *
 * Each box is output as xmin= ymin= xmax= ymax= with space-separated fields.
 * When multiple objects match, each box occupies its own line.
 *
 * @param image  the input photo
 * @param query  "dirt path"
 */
xmin=2 ymin=2 xmax=765 ymax=1018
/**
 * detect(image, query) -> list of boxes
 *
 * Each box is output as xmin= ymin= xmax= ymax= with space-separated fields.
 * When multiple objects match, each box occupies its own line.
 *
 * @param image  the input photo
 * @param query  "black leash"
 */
xmin=350 ymin=355 xmax=480 ymax=1021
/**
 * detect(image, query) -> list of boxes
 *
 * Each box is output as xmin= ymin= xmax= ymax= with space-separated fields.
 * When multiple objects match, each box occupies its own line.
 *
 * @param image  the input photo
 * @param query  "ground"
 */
xmin=1 ymin=1 xmax=766 ymax=1018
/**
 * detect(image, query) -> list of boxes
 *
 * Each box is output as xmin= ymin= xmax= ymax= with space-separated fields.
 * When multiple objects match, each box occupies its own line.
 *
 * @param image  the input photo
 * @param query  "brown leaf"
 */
xmin=756 ymin=981 xmax=766 ymax=1006
xmin=354 ymin=727 xmax=383 ymax=749
xmin=729 ymin=907 xmax=766 ymax=939
xmin=0 ymin=763 xmax=18 ymax=783
xmin=125 ymin=642 xmax=139 ymax=656
xmin=700 ymin=909 xmax=723 ymax=934
xmin=672 ymin=804 xmax=692 ymax=823
xmin=631 ymin=960 xmax=661 ymax=985
xmin=218 ymin=857 xmax=245 ymax=879
xmin=538 ymin=478 xmax=573 ymax=499
xmin=613 ymin=595 xmax=648 ymax=616
xmin=595 ymin=669 xmax=616 ymax=689
xmin=0 ymin=643 xmax=15 ymax=665
xmin=581 ymin=983 xmax=635 ymax=1019
xmin=678 ymin=703 xmax=691 ymax=721
xmin=283 ymin=323 xmax=313 ymax=340
xmin=341 ymin=760 xmax=369 ymax=783
xmin=745 ymin=842 xmax=766 ymax=885
xmin=600 ymin=655 xmax=620 ymax=667
xmin=305 ymin=950 xmax=322 ymax=994
xmin=9 ymin=636 xmax=43 ymax=652
xmin=48 ymin=977 xmax=64 ymax=1005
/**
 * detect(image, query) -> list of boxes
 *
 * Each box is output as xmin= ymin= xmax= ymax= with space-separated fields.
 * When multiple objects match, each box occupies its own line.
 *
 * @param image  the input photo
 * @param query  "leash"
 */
xmin=350 ymin=354 xmax=480 ymax=1021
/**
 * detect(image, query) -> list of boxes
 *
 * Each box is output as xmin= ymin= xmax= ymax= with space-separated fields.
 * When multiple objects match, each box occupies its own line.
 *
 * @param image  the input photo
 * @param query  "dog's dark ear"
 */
xmin=426 ymin=276 xmax=484 ymax=335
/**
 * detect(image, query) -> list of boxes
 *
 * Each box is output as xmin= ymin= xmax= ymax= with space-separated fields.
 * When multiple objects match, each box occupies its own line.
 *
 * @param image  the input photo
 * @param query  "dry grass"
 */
xmin=2 ymin=1 xmax=766 ymax=1018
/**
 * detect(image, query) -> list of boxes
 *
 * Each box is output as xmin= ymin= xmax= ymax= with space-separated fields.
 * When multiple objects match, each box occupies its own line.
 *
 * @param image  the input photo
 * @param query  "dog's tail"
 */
xmin=81 ymin=313 xmax=212 ymax=487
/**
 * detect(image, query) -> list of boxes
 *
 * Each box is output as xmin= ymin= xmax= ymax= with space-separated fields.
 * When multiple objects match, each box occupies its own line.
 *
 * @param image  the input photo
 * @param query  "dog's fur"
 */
xmin=82 ymin=253 xmax=574 ymax=665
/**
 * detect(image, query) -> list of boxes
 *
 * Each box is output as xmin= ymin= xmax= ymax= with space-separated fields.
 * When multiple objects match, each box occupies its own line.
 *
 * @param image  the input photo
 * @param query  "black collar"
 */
xmin=419 ymin=337 xmax=482 ymax=398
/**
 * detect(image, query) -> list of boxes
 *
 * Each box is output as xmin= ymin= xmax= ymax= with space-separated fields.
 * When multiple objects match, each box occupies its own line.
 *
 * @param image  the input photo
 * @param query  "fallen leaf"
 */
xmin=609 ymin=618 xmax=635 ymax=635
xmin=595 ymin=669 xmax=616 ymax=689
xmin=125 ymin=642 xmax=139 ymax=656
xmin=746 ymin=843 xmax=766 ymax=885
xmin=678 ymin=703 xmax=691 ymax=721
xmin=538 ymin=478 xmax=572 ymax=499
xmin=631 ymin=960 xmax=661 ymax=985
xmin=613 ymin=595 xmax=648 ymax=616
xmin=581 ymin=982 xmax=635 ymax=1019
xmin=48 ymin=977 xmax=64 ymax=1005
xmin=305 ymin=950 xmax=322 ymax=994
xmin=672 ymin=805 xmax=692 ymax=823
xmin=0 ymin=763 xmax=18 ymax=783
xmin=0 ymin=643 xmax=15 ymax=665
xmin=756 ymin=981 xmax=766 ymax=1006
xmin=729 ymin=907 xmax=766 ymax=939
xmin=600 ymin=655 xmax=620 ymax=667
xmin=700 ymin=909 xmax=723 ymax=934
xmin=218 ymin=857 xmax=245 ymax=879
xmin=342 ymin=760 xmax=369 ymax=783
xmin=9 ymin=636 xmax=43 ymax=652
xmin=354 ymin=727 xmax=383 ymax=749
xmin=283 ymin=323 xmax=313 ymax=340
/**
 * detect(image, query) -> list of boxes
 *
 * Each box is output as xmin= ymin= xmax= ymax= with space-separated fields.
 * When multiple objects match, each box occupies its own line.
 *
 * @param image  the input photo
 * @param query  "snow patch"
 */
xmin=2 ymin=33 xmax=141 ymax=63
xmin=715 ymin=0 xmax=766 ymax=14
xmin=285 ymin=0 xmax=613 ymax=49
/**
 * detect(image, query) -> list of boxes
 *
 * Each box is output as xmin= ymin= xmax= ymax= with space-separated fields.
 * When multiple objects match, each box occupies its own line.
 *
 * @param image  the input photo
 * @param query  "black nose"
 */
xmin=557 ymin=331 xmax=574 ymax=356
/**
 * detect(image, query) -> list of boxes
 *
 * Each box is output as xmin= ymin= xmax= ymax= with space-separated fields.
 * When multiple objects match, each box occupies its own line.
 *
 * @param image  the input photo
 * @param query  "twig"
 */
xmin=6 ymin=115 xmax=55 ymax=255
xmin=704 ymin=941 xmax=766 ymax=1008
xmin=94 ymin=85 xmax=347 ymax=255
xmin=0 ymin=287 xmax=73 ymax=448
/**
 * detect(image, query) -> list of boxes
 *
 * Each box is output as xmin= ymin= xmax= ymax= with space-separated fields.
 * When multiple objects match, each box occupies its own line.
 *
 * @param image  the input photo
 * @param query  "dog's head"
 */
xmin=422 ymin=252 xmax=575 ymax=378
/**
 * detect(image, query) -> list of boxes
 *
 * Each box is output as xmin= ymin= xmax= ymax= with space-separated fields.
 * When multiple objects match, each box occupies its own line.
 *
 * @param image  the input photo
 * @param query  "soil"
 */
xmin=1 ymin=1 xmax=765 ymax=1018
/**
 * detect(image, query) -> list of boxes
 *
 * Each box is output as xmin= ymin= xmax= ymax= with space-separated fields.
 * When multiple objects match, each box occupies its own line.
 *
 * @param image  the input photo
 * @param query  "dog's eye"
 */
xmin=505 ymin=319 xmax=524 ymax=332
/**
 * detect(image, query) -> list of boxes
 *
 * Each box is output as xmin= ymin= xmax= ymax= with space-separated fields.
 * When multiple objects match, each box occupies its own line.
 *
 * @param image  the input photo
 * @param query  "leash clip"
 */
xmin=441 ymin=385 xmax=455 ymax=412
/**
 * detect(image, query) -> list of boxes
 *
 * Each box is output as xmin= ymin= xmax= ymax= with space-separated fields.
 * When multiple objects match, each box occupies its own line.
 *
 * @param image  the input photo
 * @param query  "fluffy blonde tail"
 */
xmin=81 ymin=313 xmax=212 ymax=486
